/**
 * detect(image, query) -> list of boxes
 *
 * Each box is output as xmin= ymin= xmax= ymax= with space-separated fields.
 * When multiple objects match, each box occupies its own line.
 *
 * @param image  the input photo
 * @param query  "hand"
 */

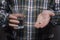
xmin=8 ymin=13 xmax=24 ymax=29
xmin=34 ymin=10 xmax=55 ymax=28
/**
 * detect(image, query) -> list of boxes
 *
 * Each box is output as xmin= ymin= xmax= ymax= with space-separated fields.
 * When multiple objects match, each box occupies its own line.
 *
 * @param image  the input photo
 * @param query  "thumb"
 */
xmin=49 ymin=12 xmax=55 ymax=16
xmin=42 ymin=10 xmax=55 ymax=16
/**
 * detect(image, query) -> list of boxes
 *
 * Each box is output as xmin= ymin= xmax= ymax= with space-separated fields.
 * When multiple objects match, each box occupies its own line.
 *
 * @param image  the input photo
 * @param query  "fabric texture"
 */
xmin=0 ymin=0 xmax=55 ymax=40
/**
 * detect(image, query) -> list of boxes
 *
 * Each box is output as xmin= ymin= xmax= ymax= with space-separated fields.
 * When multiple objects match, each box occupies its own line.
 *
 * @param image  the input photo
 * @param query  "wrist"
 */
xmin=0 ymin=13 xmax=9 ymax=28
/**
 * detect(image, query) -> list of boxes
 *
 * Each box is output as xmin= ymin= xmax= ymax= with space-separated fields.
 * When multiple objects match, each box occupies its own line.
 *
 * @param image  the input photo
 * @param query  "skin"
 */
xmin=34 ymin=10 xmax=55 ymax=28
xmin=8 ymin=13 xmax=25 ymax=29
xmin=9 ymin=10 xmax=55 ymax=29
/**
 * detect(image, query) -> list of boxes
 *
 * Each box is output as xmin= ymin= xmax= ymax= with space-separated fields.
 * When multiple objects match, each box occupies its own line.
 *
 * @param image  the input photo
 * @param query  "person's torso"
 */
xmin=0 ymin=0 xmax=54 ymax=40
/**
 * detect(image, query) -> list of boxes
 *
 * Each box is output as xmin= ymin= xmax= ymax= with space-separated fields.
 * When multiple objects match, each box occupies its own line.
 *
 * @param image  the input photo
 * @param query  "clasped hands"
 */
xmin=8 ymin=10 xmax=55 ymax=29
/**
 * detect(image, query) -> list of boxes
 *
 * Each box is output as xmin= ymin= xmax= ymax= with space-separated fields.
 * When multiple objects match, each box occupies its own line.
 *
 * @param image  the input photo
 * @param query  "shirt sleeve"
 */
xmin=48 ymin=0 xmax=55 ymax=11
xmin=0 ymin=0 xmax=9 ymax=28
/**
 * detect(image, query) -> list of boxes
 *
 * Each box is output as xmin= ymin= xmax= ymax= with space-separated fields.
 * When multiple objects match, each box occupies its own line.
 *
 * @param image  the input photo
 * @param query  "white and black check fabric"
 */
xmin=0 ymin=0 xmax=55 ymax=40
xmin=51 ymin=0 xmax=60 ymax=25
xmin=11 ymin=0 xmax=54 ymax=40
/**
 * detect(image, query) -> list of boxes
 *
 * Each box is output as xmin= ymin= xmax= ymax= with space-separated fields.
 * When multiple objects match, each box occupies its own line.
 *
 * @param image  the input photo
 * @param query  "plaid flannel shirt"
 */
xmin=0 ymin=0 xmax=56 ymax=40
xmin=50 ymin=0 xmax=60 ymax=25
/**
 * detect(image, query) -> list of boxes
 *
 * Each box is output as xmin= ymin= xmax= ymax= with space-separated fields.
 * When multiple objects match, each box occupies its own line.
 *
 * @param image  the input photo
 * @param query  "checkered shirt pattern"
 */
xmin=0 ymin=0 xmax=55 ymax=40
xmin=11 ymin=0 xmax=51 ymax=40
xmin=51 ymin=0 xmax=60 ymax=25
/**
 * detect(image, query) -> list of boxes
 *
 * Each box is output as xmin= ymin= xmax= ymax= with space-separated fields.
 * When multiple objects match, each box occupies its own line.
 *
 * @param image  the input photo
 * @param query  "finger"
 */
xmin=9 ymin=14 xmax=17 ymax=20
xmin=9 ymin=20 xmax=20 ymax=24
xmin=50 ymin=12 xmax=55 ymax=16
xmin=9 ymin=23 xmax=18 ymax=27
xmin=13 ymin=14 xmax=25 ymax=18
xmin=42 ymin=10 xmax=55 ymax=16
